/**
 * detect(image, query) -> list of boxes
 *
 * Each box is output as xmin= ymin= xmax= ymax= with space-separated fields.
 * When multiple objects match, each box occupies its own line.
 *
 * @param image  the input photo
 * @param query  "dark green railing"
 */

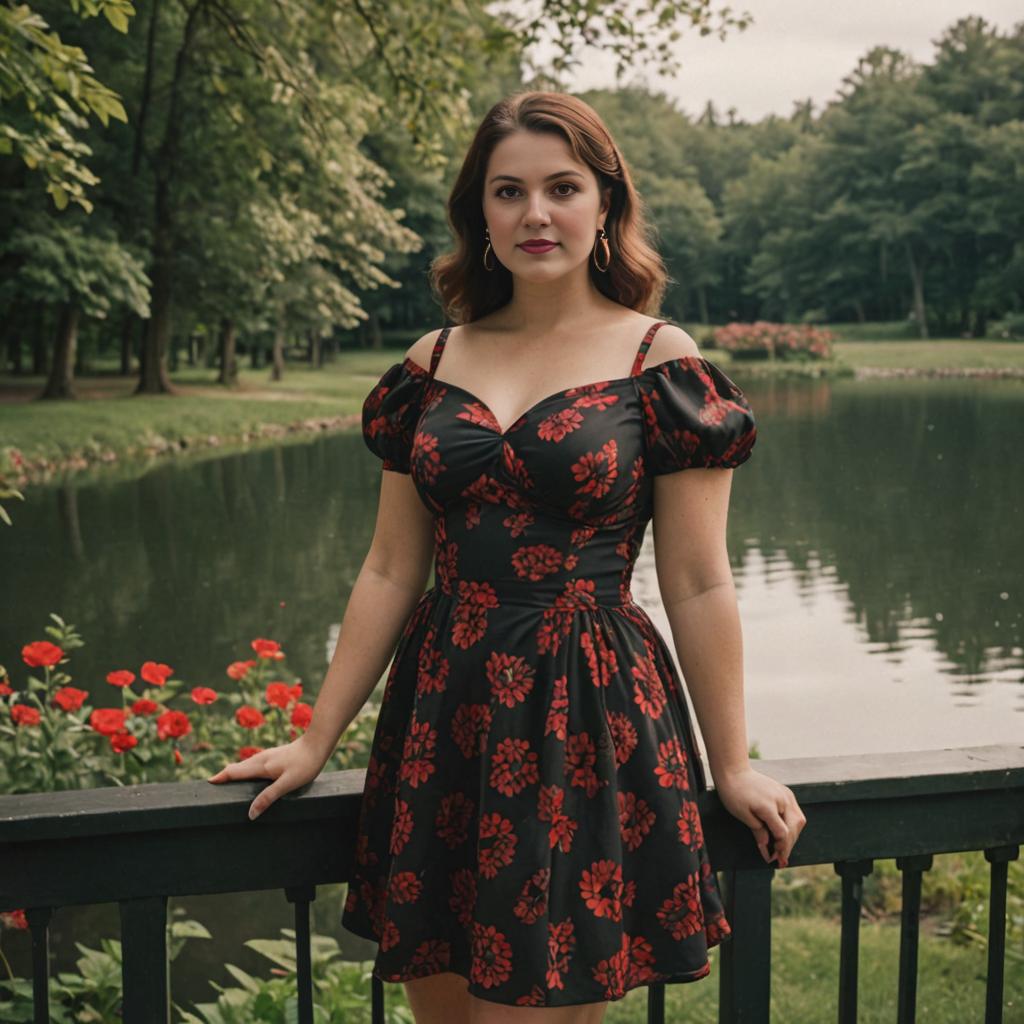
xmin=1 ymin=742 xmax=1021 ymax=1023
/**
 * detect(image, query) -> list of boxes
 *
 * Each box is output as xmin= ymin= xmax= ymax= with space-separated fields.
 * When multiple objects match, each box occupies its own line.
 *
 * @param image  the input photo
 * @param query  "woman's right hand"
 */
xmin=207 ymin=733 xmax=332 ymax=821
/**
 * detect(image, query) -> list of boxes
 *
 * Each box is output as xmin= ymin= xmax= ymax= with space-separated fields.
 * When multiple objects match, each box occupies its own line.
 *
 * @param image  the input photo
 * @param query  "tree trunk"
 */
xmin=218 ymin=317 xmax=238 ymax=386
xmin=853 ymin=298 xmax=866 ymax=323
xmin=135 ymin=0 xmax=200 ymax=396
xmin=271 ymin=323 xmax=285 ymax=382
xmin=31 ymin=303 xmax=48 ymax=375
xmin=40 ymin=303 xmax=79 ymax=400
xmin=2 ymin=310 xmax=21 ymax=375
xmin=136 ymin=227 xmax=176 ymax=394
xmin=309 ymin=328 xmax=321 ymax=368
xmin=120 ymin=312 xmax=135 ymax=375
xmin=132 ymin=0 xmax=162 ymax=177
xmin=905 ymin=243 xmax=929 ymax=340
xmin=696 ymin=285 xmax=709 ymax=325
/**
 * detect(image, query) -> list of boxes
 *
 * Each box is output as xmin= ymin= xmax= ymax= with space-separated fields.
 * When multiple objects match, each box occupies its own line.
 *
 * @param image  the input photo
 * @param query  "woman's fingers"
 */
xmin=207 ymin=755 xmax=274 ymax=783
xmin=772 ymin=795 xmax=807 ymax=866
xmin=248 ymin=774 xmax=294 ymax=820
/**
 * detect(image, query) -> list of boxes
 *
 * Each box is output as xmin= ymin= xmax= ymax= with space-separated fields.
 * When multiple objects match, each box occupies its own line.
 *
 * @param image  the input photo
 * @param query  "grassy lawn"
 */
xmin=2 ymin=336 xmax=1022 ymax=480
xmin=596 ymin=912 xmax=1020 ymax=1024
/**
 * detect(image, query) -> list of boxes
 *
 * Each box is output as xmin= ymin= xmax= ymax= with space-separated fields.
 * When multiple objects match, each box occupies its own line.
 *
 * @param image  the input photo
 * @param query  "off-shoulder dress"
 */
xmin=340 ymin=319 xmax=757 ymax=1008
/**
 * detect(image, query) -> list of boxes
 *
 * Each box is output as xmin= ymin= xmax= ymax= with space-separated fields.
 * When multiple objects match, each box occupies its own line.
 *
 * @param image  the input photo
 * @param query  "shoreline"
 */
xmin=3 ymin=362 xmax=1023 ymax=488
xmin=3 ymin=413 xmax=360 ymax=489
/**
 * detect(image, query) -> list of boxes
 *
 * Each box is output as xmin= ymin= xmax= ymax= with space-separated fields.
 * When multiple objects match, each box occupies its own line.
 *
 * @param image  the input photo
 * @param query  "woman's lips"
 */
xmin=519 ymin=241 xmax=558 ymax=253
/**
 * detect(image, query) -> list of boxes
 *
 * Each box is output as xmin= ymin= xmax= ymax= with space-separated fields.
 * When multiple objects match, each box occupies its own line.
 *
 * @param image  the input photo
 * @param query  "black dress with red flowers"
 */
xmin=341 ymin=320 xmax=757 ymax=1008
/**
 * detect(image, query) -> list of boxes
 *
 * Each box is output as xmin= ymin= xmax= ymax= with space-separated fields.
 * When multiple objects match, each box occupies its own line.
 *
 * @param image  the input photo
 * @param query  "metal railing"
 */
xmin=1 ymin=742 xmax=1020 ymax=1023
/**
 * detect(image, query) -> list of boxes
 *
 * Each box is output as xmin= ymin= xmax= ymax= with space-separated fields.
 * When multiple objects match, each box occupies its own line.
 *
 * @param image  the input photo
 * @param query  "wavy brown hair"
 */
xmin=430 ymin=91 xmax=668 ymax=324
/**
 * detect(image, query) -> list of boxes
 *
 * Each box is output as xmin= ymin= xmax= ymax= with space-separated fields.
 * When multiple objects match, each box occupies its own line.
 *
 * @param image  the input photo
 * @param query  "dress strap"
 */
xmin=630 ymin=320 xmax=669 ymax=376
xmin=429 ymin=326 xmax=453 ymax=379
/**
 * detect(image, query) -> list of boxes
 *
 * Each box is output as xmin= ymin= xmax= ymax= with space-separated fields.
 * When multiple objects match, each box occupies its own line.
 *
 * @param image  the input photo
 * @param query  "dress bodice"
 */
xmin=362 ymin=321 xmax=757 ymax=611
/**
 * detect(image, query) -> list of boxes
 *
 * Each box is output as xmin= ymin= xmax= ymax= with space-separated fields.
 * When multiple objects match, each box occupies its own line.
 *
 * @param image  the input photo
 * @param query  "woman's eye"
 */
xmin=495 ymin=183 xmax=578 ymax=199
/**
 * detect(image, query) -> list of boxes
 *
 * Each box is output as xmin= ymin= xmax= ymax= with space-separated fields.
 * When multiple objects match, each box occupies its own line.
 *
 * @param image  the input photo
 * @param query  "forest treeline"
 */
xmin=1 ymin=3 xmax=1021 ymax=399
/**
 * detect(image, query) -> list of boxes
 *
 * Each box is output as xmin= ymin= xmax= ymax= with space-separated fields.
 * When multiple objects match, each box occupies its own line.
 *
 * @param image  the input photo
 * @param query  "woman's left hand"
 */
xmin=712 ymin=766 xmax=806 ymax=868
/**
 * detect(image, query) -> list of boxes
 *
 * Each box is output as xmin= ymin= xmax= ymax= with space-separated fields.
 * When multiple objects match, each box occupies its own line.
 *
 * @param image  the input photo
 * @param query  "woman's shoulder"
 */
xmin=643 ymin=321 xmax=702 ymax=369
xmin=403 ymin=328 xmax=446 ymax=374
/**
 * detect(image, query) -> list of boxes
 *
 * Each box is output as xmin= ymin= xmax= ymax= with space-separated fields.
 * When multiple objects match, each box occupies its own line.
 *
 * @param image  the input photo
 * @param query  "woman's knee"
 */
xmin=467 ymin=991 xmax=607 ymax=1024
xmin=403 ymin=971 xmax=471 ymax=1024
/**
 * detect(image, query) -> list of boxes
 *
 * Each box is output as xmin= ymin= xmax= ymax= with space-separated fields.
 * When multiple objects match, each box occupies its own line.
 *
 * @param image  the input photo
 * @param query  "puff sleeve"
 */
xmin=637 ymin=357 xmax=757 ymax=474
xmin=361 ymin=360 xmax=429 ymax=474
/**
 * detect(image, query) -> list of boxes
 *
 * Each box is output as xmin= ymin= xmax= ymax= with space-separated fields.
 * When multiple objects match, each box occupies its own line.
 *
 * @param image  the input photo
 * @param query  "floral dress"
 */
xmin=341 ymin=320 xmax=758 ymax=1008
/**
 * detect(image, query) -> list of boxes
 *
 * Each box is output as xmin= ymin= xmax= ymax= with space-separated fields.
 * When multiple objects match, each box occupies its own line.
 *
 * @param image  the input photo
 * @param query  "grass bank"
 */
xmin=2 ymin=338 xmax=1022 ymax=485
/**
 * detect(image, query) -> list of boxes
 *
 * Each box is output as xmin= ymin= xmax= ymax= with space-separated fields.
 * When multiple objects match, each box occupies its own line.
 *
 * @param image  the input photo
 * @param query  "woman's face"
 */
xmin=481 ymin=129 xmax=610 ymax=282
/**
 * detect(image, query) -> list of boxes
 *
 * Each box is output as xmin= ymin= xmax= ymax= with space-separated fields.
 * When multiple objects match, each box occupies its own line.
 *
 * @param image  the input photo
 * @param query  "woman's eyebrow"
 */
xmin=488 ymin=169 xmax=586 ymax=184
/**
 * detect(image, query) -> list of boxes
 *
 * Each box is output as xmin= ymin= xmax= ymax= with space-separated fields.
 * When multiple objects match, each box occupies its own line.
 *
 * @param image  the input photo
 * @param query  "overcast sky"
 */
xmin=554 ymin=1 xmax=1021 ymax=123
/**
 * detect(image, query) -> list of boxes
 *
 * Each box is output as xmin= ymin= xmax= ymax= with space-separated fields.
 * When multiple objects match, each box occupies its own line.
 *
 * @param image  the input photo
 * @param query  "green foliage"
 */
xmin=0 ymin=1 xmax=133 ymax=210
xmin=0 ymin=208 xmax=150 ymax=317
xmin=0 ymin=612 xmax=380 ymax=795
xmin=0 ymin=912 xmax=412 ymax=1023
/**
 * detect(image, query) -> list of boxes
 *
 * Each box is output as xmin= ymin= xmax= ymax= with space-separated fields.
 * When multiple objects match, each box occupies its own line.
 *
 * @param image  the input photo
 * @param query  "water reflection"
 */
xmin=3 ymin=374 xmax=1021 ymax=758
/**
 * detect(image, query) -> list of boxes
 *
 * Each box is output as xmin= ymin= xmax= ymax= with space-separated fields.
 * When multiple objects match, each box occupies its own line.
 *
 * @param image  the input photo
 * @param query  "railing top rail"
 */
xmin=1 ymin=743 xmax=1021 ymax=845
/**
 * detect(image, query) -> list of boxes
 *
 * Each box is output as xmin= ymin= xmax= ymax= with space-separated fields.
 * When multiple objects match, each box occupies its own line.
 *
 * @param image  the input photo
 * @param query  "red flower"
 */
xmin=110 ymin=731 xmax=138 ymax=754
xmin=10 ymin=704 xmax=40 ymax=727
xmin=239 ymin=745 xmax=263 ymax=760
xmin=235 ymin=705 xmax=265 ymax=729
xmin=53 ymin=686 xmax=89 ymax=712
xmin=141 ymin=661 xmax=173 ymax=687
xmin=156 ymin=709 xmax=191 ymax=741
xmin=174 ymin=749 xmax=183 ymax=765
xmin=21 ymin=641 xmax=64 ymax=668
xmin=290 ymin=702 xmax=313 ymax=730
xmin=265 ymin=682 xmax=298 ymax=709
xmin=106 ymin=670 xmax=135 ymax=689
xmin=0 ymin=677 xmax=12 ymax=697
xmin=190 ymin=687 xmax=218 ymax=705
xmin=227 ymin=659 xmax=257 ymax=680
xmin=0 ymin=909 xmax=28 ymax=930
xmin=252 ymin=638 xmax=284 ymax=660
xmin=90 ymin=708 xmax=127 ymax=736
xmin=131 ymin=698 xmax=160 ymax=716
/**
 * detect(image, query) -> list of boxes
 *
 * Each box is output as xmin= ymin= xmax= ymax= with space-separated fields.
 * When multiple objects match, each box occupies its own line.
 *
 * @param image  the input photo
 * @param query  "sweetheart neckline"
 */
xmin=396 ymin=353 xmax=712 ymax=438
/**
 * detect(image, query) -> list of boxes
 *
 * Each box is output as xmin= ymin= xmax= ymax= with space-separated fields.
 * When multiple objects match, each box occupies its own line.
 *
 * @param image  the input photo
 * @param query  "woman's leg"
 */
xmin=401 ymin=971 xmax=609 ymax=1024
xmin=403 ymin=972 xmax=472 ymax=1024
xmin=468 ymin=992 xmax=608 ymax=1024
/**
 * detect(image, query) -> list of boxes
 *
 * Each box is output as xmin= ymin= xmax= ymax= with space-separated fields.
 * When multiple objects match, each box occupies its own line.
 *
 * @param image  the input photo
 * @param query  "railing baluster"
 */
xmin=285 ymin=884 xmax=316 ymax=1024
xmin=119 ymin=894 xmax=169 ymax=1023
xmin=372 ymin=972 xmax=386 ymax=1024
xmin=895 ymin=853 xmax=931 ymax=1023
xmin=24 ymin=906 xmax=52 ymax=1024
xmin=835 ymin=858 xmax=873 ymax=1024
xmin=719 ymin=866 xmax=773 ymax=1023
xmin=646 ymin=979 xmax=665 ymax=1023
xmin=984 ymin=844 xmax=1019 ymax=1024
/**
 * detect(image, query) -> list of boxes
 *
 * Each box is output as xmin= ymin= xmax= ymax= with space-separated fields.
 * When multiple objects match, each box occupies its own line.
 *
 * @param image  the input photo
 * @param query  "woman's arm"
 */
xmin=652 ymin=467 xmax=806 ymax=867
xmin=303 ymin=468 xmax=436 ymax=762
xmin=652 ymin=467 xmax=751 ymax=785
xmin=209 ymin=339 xmax=438 ymax=819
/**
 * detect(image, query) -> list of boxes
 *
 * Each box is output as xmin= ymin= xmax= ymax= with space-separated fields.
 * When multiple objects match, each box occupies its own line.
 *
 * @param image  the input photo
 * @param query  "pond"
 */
xmin=2 ymin=372 xmax=1021 ymax=1007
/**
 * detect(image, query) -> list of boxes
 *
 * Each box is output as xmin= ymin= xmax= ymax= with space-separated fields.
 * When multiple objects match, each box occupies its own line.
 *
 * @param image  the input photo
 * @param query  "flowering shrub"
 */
xmin=713 ymin=321 xmax=835 ymax=361
xmin=0 ymin=613 xmax=376 ymax=797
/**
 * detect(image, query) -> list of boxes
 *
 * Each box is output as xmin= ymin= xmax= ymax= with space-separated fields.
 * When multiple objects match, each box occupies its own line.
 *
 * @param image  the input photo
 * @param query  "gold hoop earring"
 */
xmin=592 ymin=227 xmax=611 ymax=273
xmin=483 ymin=227 xmax=496 ymax=272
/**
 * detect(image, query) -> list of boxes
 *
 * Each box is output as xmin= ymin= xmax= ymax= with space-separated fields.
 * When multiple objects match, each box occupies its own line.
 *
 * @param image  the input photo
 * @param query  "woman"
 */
xmin=210 ymin=90 xmax=806 ymax=1023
